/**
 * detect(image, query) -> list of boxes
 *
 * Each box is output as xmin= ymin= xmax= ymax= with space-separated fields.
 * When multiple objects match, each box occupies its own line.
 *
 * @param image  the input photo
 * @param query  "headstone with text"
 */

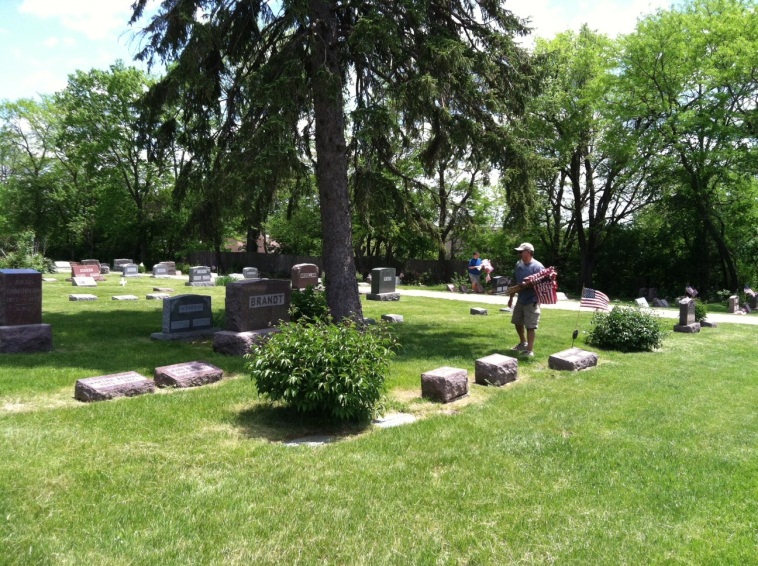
xmin=674 ymin=298 xmax=700 ymax=333
xmin=291 ymin=263 xmax=319 ymax=290
xmin=186 ymin=266 xmax=214 ymax=287
xmin=71 ymin=263 xmax=105 ymax=281
xmin=213 ymin=278 xmax=291 ymax=356
xmin=74 ymin=371 xmax=155 ymax=402
xmin=151 ymin=294 xmax=217 ymax=340
xmin=154 ymin=361 xmax=223 ymax=388
xmin=151 ymin=264 xmax=169 ymax=278
xmin=728 ymin=295 xmax=740 ymax=314
xmin=0 ymin=269 xmax=53 ymax=353
xmin=72 ymin=277 xmax=97 ymax=287
xmin=367 ymin=267 xmax=400 ymax=301
xmin=113 ymin=259 xmax=134 ymax=273
xmin=242 ymin=267 xmax=259 ymax=279
xmin=158 ymin=261 xmax=177 ymax=275
xmin=122 ymin=263 xmax=140 ymax=277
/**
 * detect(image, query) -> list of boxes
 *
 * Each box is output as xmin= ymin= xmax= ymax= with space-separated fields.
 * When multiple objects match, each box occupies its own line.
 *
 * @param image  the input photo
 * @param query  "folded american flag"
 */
xmin=581 ymin=287 xmax=610 ymax=311
xmin=523 ymin=267 xmax=558 ymax=305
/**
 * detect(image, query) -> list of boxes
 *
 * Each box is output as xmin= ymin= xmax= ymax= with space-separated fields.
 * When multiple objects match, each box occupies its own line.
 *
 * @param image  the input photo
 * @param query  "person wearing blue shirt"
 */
xmin=468 ymin=251 xmax=484 ymax=293
xmin=507 ymin=243 xmax=544 ymax=357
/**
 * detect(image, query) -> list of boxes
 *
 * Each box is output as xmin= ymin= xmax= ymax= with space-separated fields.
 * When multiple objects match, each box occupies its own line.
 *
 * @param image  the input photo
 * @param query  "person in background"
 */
xmin=468 ymin=251 xmax=484 ymax=293
xmin=507 ymin=242 xmax=545 ymax=357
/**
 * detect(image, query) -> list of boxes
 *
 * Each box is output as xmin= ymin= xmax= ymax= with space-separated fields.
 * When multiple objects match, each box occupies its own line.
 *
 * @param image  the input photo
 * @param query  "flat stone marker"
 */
xmin=74 ymin=371 xmax=155 ymax=402
xmin=381 ymin=314 xmax=404 ymax=323
xmin=475 ymin=354 xmax=518 ymax=386
xmin=284 ymin=435 xmax=334 ymax=447
xmin=500 ymin=307 xmax=512 ymax=313
xmin=470 ymin=307 xmax=488 ymax=315
xmin=72 ymin=277 xmax=97 ymax=287
xmin=154 ymin=361 xmax=223 ymax=388
xmin=146 ymin=293 xmax=171 ymax=300
xmin=373 ymin=413 xmax=417 ymax=428
xmin=112 ymin=295 xmax=139 ymax=301
xmin=43 ymin=277 xmax=57 ymax=283
xmin=69 ymin=294 xmax=98 ymax=301
xmin=700 ymin=319 xmax=718 ymax=328
xmin=548 ymin=347 xmax=598 ymax=371
xmin=213 ymin=327 xmax=279 ymax=356
xmin=153 ymin=287 xmax=174 ymax=293
xmin=54 ymin=261 xmax=71 ymax=273
xmin=421 ymin=366 xmax=469 ymax=403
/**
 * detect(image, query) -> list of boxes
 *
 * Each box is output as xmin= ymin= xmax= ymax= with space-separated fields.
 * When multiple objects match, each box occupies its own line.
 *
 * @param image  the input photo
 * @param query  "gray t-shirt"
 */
xmin=514 ymin=259 xmax=545 ymax=304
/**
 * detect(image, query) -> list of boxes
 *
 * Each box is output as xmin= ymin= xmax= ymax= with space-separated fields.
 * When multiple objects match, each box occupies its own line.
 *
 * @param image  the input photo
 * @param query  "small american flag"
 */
xmin=581 ymin=287 xmax=610 ymax=311
xmin=523 ymin=267 xmax=558 ymax=305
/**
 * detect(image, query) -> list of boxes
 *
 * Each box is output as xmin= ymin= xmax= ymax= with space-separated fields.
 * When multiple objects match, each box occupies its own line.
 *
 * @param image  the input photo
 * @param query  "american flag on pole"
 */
xmin=523 ymin=267 xmax=558 ymax=305
xmin=580 ymin=287 xmax=610 ymax=311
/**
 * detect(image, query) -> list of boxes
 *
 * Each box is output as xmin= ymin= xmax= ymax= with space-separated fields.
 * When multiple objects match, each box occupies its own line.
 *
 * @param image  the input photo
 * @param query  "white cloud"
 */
xmin=18 ymin=0 xmax=133 ymax=41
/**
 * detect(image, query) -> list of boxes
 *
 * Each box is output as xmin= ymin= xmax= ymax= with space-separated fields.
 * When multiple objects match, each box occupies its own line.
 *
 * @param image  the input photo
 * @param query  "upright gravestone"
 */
xmin=186 ymin=266 xmax=214 ymax=287
xmin=635 ymin=297 xmax=649 ymax=308
xmin=150 ymin=294 xmax=218 ymax=340
xmin=213 ymin=278 xmax=291 ymax=356
xmin=122 ymin=263 xmax=140 ymax=277
xmin=0 ymin=269 xmax=53 ymax=353
xmin=81 ymin=259 xmax=100 ymax=266
xmin=72 ymin=263 xmax=105 ymax=282
xmin=367 ymin=267 xmax=400 ymax=301
xmin=113 ymin=259 xmax=134 ymax=273
xmin=491 ymin=276 xmax=511 ymax=295
xmin=158 ymin=261 xmax=177 ymax=276
xmin=54 ymin=261 xmax=71 ymax=274
xmin=728 ymin=295 xmax=740 ymax=314
xmin=151 ymin=264 xmax=169 ymax=278
xmin=674 ymin=298 xmax=700 ymax=333
xmin=291 ymin=263 xmax=319 ymax=290
xmin=242 ymin=267 xmax=259 ymax=279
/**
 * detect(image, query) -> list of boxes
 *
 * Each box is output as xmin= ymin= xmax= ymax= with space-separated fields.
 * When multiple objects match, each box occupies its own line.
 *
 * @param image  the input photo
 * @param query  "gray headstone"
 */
xmin=381 ymin=314 xmax=404 ymax=323
xmin=112 ymin=295 xmax=138 ymax=301
xmin=151 ymin=264 xmax=169 ymax=277
xmin=53 ymin=261 xmax=71 ymax=273
xmin=470 ymin=307 xmax=488 ymax=315
xmin=728 ymin=295 xmax=739 ymax=314
xmin=291 ymin=263 xmax=319 ymax=290
xmin=242 ymin=267 xmax=259 ymax=279
xmin=548 ymin=348 xmax=599 ymax=371
xmin=421 ymin=366 xmax=469 ymax=403
xmin=122 ymin=263 xmax=140 ymax=277
xmin=678 ymin=298 xmax=696 ymax=326
xmin=0 ymin=269 xmax=42 ymax=325
xmin=158 ymin=261 xmax=177 ymax=275
xmin=370 ymin=267 xmax=396 ymax=295
xmin=224 ymin=278 xmax=291 ymax=332
xmin=647 ymin=287 xmax=658 ymax=300
xmin=186 ymin=265 xmax=214 ymax=286
xmin=113 ymin=259 xmax=134 ymax=273
xmin=373 ymin=413 xmax=417 ymax=428
xmin=146 ymin=293 xmax=171 ymax=300
xmin=74 ymin=371 xmax=155 ymax=402
xmin=154 ymin=361 xmax=223 ymax=388
xmin=81 ymin=259 xmax=100 ymax=266
xmin=475 ymin=354 xmax=518 ymax=386
xmin=69 ymin=294 xmax=98 ymax=301
xmin=636 ymin=297 xmax=649 ymax=308
xmin=99 ymin=264 xmax=110 ymax=274
xmin=0 ymin=323 xmax=53 ymax=354
xmin=161 ymin=294 xmax=213 ymax=334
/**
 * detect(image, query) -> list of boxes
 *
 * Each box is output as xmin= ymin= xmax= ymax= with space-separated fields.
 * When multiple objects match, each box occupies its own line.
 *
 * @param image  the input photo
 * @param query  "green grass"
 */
xmin=1 ymin=274 xmax=757 ymax=564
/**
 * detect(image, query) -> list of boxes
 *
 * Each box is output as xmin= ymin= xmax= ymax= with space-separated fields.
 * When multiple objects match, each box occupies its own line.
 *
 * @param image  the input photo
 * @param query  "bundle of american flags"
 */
xmin=523 ymin=266 xmax=558 ymax=305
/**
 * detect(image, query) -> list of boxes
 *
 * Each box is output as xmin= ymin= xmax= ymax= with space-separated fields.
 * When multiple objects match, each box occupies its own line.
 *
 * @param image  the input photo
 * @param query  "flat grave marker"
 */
xmin=154 ymin=361 xmax=223 ymax=388
xmin=74 ymin=371 xmax=155 ymax=402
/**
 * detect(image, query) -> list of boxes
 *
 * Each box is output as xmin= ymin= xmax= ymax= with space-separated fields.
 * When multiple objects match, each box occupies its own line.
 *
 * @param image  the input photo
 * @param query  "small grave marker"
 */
xmin=548 ymin=348 xmax=599 ymax=371
xmin=475 ymin=354 xmax=518 ymax=386
xmin=74 ymin=371 xmax=155 ymax=402
xmin=72 ymin=277 xmax=97 ymax=287
xmin=421 ymin=366 xmax=469 ymax=403
xmin=69 ymin=294 xmax=98 ymax=301
xmin=154 ymin=361 xmax=223 ymax=388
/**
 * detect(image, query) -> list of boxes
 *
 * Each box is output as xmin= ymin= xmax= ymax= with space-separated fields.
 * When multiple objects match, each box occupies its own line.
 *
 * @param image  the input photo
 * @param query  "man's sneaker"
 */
xmin=513 ymin=342 xmax=528 ymax=351
xmin=523 ymin=351 xmax=535 ymax=358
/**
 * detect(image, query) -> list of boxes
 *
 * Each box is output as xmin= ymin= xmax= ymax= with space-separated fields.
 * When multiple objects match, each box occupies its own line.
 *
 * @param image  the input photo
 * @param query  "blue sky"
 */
xmin=0 ymin=0 xmax=673 ymax=103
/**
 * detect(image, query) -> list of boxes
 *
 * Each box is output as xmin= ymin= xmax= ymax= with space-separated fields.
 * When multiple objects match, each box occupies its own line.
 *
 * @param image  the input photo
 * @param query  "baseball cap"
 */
xmin=514 ymin=242 xmax=534 ymax=252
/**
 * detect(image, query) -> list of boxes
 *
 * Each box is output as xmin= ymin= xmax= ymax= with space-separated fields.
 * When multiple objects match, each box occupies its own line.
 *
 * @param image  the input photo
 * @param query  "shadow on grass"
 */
xmin=233 ymin=403 xmax=372 ymax=443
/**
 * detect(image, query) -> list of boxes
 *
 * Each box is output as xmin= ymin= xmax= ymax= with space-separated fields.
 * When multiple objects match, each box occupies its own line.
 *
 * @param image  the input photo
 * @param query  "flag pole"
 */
xmin=572 ymin=286 xmax=584 ymax=347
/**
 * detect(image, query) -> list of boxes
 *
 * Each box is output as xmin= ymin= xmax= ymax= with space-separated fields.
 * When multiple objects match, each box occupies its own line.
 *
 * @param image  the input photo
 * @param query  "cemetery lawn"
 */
xmin=1 ymin=275 xmax=756 ymax=564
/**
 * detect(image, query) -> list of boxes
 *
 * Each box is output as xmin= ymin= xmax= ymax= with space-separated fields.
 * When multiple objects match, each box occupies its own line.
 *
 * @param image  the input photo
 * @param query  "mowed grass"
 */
xmin=1 ymin=274 xmax=757 ymax=564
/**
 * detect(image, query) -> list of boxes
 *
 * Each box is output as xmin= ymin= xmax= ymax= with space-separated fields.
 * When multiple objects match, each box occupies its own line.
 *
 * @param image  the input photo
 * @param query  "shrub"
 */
xmin=693 ymin=298 xmax=707 ymax=322
xmin=450 ymin=272 xmax=469 ymax=291
xmin=290 ymin=286 xmax=330 ymax=323
xmin=247 ymin=320 xmax=397 ymax=421
xmin=0 ymin=231 xmax=51 ymax=272
xmin=215 ymin=275 xmax=235 ymax=286
xmin=587 ymin=306 xmax=666 ymax=352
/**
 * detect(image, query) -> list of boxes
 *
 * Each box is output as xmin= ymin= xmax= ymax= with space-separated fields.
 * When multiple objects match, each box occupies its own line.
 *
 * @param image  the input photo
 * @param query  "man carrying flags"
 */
xmin=507 ymin=243 xmax=545 ymax=358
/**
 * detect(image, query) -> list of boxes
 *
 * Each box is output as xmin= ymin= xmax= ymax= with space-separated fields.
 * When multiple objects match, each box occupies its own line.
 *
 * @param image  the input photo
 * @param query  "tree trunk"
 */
xmin=309 ymin=0 xmax=362 ymax=322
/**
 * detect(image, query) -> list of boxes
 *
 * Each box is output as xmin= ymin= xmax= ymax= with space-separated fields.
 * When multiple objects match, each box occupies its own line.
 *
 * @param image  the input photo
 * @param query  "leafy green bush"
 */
xmin=693 ymin=298 xmax=707 ymax=322
xmin=450 ymin=272 xmax=469 ymax=291
xmin=290 ymin=286 xmax=330 ymax=322
xmin=587 ymin=306 xmax=666 ymax=352
xmin=215 ymin=275 xmax=235 ymax=286
xmin=0 ymin=231 xmax=52 ymax=272
xmin=247 ymin=320 xmax=397 ymax=421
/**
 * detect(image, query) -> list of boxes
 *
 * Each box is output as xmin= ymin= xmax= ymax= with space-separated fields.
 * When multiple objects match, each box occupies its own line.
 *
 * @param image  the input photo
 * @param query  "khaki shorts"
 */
xmin=511 ymin=302 xmax=541 ymax=329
